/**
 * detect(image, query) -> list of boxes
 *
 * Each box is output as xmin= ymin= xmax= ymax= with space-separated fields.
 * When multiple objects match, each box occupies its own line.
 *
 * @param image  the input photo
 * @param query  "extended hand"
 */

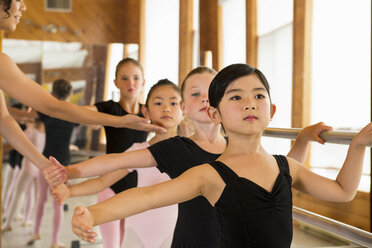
xmin=43 ymin=156 xmax=67 ymax=187
xmin=72 ymin=206 xmax=97 ymax=243
xmin=52 ymin=184 xmax=71 ymax=205
xmin=122 ymin=114 xmax=167 ymax=133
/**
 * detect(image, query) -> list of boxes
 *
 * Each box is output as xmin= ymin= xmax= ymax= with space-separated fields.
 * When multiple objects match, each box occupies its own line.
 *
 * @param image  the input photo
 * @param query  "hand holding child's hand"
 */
xmin=72 ymin=206 xmax=97 ymax=243
xmin=352 ymin=122 xmax=372 ymax=148
xmin=43 ymin=156 xmax=67 ymax=187
xmin=52 ymin=184 xmax=71 ymax=205
xmin=299 ymin=122 xmax=333 ymax=144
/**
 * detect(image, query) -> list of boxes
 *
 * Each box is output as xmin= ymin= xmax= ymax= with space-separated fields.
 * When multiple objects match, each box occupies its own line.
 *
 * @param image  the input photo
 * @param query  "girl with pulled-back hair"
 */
xmin=45 ymin=66 xmax=331 ymax=247
xmin=69 ymin=64 xmax=371 ymax=247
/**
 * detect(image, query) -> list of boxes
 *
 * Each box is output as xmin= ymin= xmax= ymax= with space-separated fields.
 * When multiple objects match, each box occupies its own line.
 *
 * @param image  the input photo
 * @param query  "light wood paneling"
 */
xmin=4 ymin=0 xmax=127 ymax=44
xmin=293 ymin=190 xmax=370 ymax=231
xmin=246 ymin=0 xmax=257 ymax=68
xmin=0 ymin=29 xmax=3 ymax=246
xmin=179 ymin=0 xmax=194 ymax=85
xmin=292 ymin=0 xmax=313 ymax=167
xmin=292 ymin=0 xmax=312 ymax=129
xmin=121 ymin=0 xmax=145 ymax=66
xmin=199 ymin=0 xmax=223 ymax=71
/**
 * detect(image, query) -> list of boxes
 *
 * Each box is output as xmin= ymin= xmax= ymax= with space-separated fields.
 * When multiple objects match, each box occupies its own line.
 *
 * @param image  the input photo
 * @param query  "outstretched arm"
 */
xmin=0 ymin=92 xmax=51 ymax=169
xmin=52 ymin=169 xmax=129 ymax=204
xmin=0 ymin=54 xmax=166 ymax=132
xmin=71 ymin=165 xmax=214 ymax=243
xmin=44 ymin=148 xmax=156 ymax=186
xmin=287 ymin=122 xmax=333 ymax=163
xmin=290 ymin=122 xmax=372 ymax=202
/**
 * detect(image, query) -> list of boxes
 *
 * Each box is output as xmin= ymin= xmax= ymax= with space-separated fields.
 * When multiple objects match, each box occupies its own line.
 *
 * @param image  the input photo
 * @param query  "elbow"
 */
xmin=341 ymin=191 xmax=357 ymax=202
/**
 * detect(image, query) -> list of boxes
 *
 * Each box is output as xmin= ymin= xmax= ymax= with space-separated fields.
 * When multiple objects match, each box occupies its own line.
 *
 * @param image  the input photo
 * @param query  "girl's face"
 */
xmin=114 ymin=62 xmax=145 ymax=100
xmin=214 ymin=74 xmax=274 ymax=136
xmin=0 ymin=0 xmax=26 ymax=31
xmin=182 ymin=73 xmax=215 ymax=123
xmin=144 ymin=85 xmax=183 ymax=129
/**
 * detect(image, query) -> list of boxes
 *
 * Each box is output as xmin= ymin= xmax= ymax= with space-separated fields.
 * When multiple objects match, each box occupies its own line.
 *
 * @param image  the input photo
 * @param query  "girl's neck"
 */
xmin=222 ymin=132 xmax=264 ymax=157
xmin=118 ymin=98 xmax=140 ymax=114
xmin=148 ymin=126 xmax=178 ymax=146
xmin=189 ymin=121 xmax=226 ymax=154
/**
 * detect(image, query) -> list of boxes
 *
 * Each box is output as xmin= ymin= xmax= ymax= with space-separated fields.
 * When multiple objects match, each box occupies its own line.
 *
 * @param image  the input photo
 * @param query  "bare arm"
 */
xmin=287 ymin=122 xmax=333 ymax=163
xmin=44 ymin=148 xmax=157 ymax=186
xmin=52 ymin=169 xmax=129 ymax=204
xmin=0 ymin=53 xmax=166 ymax=132
xmin=290 ymin=122 xmax=372 ymax=202
xmin=71 ymin=165 xmax=212 ymax=243
xmin=8 ymin=107 xmax=37 ymax=123
xmin=0 ymin=92 xmax=50 ymax=169
xmin=82 ymin=105 xmax=101 ymax=130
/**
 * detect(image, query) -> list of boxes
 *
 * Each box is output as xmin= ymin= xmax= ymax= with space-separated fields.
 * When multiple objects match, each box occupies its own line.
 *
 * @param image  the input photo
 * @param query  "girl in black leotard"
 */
xmin=81 ymin=58 xmax=149 ymax=248
xmin=70 ymin=64 xmax=371 ymax=248
xmin=46 ymin=67 xmax=332 ymax=248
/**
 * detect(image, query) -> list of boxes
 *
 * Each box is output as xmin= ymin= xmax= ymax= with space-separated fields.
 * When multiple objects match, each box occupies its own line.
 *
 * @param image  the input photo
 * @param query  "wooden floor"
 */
xmin=1 ymin=163 xmax=363 ymax=248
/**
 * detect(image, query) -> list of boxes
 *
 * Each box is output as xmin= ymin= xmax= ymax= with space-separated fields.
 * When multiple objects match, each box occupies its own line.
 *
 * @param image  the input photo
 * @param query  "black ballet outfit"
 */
xmin=38 ymin=112 xmax=78 ymax=165
xmin=95 ymin=100 xmax=148 ymax=193
xmin=8 ymin=123 xmax=26 ymax=169
xmin=148 ymin=136 xmax=221 ymax=248
xmin=208 ymin=155 xmax=293 ymax=248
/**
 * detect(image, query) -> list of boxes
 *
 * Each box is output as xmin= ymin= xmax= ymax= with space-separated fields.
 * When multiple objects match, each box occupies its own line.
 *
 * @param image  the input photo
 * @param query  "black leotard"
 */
xmin=148 ymin=136 xmax=221 ymax=248
xmin=208 ymin=155 xmax=293 ymax=248
xmin=38 ymin=112 xmax=78 ymax=165
xmin=8 ymin=123 xmax=26 ymax=169
xmin=95 ymin=100 xmax=148 ymax=193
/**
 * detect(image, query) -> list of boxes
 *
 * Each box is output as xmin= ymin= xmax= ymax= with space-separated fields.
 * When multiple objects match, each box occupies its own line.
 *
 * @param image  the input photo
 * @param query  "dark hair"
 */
xmin=1 ymin=0 xmax=11 ymax=17
xmin=180 ymin=66 xmax=217 ymax=100
xmin=208 ymin=63 xmax=271 ymax=108
xmin=115 ymin=58 xmax=144 ymax=79
xmin=145 ymin=79 xmax=181 ymax=107
xmin=52 ymin=79 xmax=72 ymax=100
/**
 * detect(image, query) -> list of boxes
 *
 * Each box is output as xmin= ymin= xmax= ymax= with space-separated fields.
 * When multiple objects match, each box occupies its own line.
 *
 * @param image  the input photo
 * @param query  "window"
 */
xmin=257 ymin=0 xmax=293 ymax=155
xmin=310 ymin=0 xmax=371 ymax=192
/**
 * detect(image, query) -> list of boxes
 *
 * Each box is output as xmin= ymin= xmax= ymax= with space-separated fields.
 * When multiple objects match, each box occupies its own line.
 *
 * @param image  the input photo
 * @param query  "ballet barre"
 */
xmin=293 ymin=206 xmax=372 ymax=247
xmin=263 ymin=128 xmax=372 ymax=147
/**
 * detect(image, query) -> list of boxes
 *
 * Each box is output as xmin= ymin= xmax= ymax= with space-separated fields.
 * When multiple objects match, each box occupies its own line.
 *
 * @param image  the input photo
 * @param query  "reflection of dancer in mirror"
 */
xmin=45 ymin=67 xmax=332 ymax=247
xmin=2 ymin=117 xmax=45 ymax=232
xmin=0 ymin=0 xmax=165 ymax=173
xmin=53 ymin=79 xmax=183 ymax=248
xmin=71 ymin=63 xmax=371 ymax=247
xmin=1 ymin=103 xmax=26 ymax=215
xmin=26 ymin=79 xmax=78 ymax=248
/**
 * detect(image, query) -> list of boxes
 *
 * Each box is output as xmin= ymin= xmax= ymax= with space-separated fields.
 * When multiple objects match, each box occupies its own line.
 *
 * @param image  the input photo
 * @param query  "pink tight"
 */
xmin=97 ymin=188 xmax=125 ymax=248
xmin=33 ymin=170 xmax=63 ymax=244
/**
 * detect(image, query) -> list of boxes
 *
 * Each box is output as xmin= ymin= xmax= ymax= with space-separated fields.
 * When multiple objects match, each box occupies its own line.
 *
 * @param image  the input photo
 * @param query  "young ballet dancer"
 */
xmin=26 ymin=79 xmax=79 ymax=248
xmin=2 ymin=103 xmax=26 ymax=214
xmin=2 ymin=118 xmax=45 ymax=232
xmin=70 ymin=63 xmax=371 ymax=247
xmin=44 ymin=66 xmax=332 ymax=247
xmin=79 ymin=58 xmax=154 ymax=248
xmin=52 ymin=79 xmax=183 ymax=248
xmin=0 ymin=0 xmax=164 ymax=175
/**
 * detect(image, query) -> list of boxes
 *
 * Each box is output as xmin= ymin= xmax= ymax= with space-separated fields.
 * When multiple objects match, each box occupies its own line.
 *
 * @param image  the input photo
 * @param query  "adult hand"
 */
xmin=42 ymin=156 xmax=67 ymax=187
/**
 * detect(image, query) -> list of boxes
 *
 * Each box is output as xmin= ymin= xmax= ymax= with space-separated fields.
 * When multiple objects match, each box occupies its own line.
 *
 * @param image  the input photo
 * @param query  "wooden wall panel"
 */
xmin=179 ymin=0 xmax=194 ymax=85
xmin=292 ymin=0 xmax=312 ymax=129
xmin=4 ymin=0 xmax=126 ymax=44
xmin=0 ymin=29 xmax=3 ymax=246
xmin=246 ymin=0 xmax=257 ymax=68
xmin=199 ymin=0 xmax=223 ymax=71
xmin=293 ymin=191 xmax=370 ymax=231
